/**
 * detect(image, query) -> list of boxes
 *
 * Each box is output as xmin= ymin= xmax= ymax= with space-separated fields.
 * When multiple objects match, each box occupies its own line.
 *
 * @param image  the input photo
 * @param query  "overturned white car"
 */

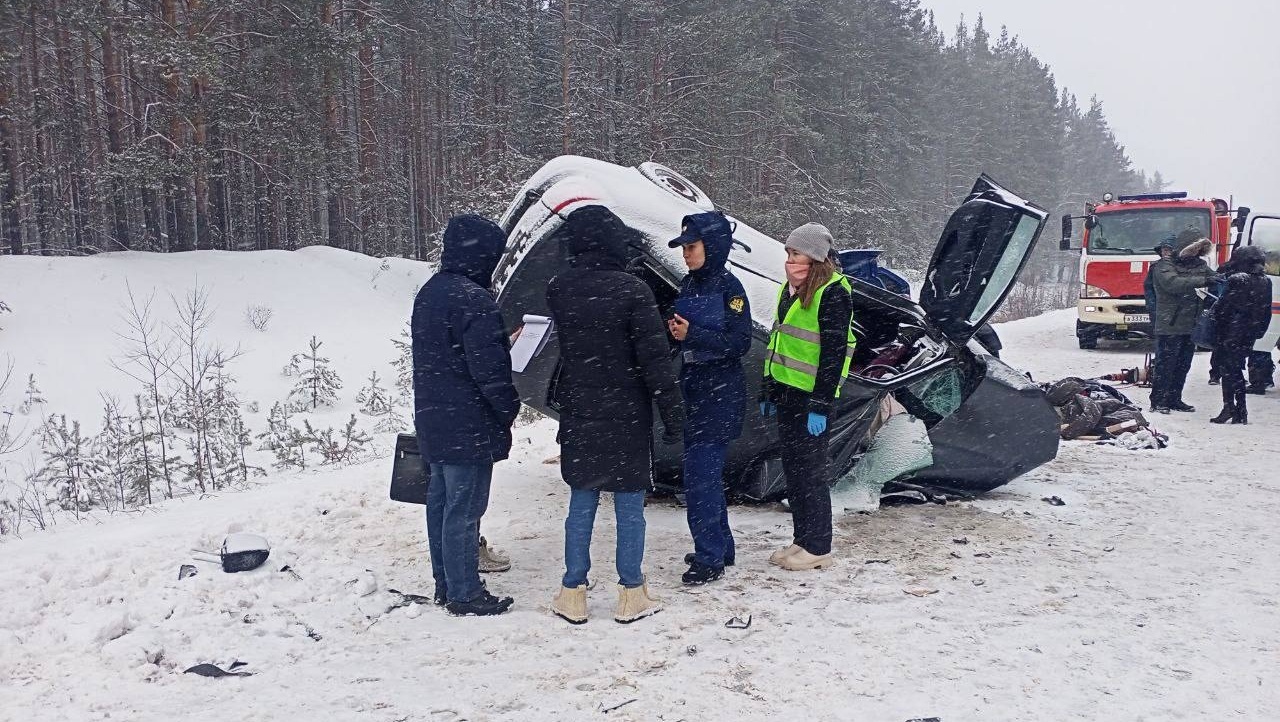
xmin=493 ymin=156 xmax=1059 ymax=500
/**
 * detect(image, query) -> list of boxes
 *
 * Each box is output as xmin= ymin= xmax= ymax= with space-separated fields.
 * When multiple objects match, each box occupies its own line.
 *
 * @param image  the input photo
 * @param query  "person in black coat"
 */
xmin=545 ymin=205 xmax=683 ymax=625
xmin=666 ymin=211 xmax=752 ymax=585
xmin=1209 ymin=245 xmax=1272 ymax=424
xmin=411 ymin=214 xmax=521 ymax=616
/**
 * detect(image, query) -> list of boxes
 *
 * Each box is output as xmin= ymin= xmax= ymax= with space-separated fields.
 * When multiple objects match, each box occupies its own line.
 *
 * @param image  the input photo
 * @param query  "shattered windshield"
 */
xmin=1087 ymin=208 xmax=1211 ymax=255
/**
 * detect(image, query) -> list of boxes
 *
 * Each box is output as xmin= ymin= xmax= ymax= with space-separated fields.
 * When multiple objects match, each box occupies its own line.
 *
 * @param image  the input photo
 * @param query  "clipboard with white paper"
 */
xmin=510 ymin=314 xmax=554 ymax=373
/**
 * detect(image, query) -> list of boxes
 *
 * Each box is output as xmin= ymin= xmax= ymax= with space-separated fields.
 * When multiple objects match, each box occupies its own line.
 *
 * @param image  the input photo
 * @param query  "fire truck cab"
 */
xmin=1240 ymin=210 xmax=1280 ymax=353
xmin=1061 ymin=192 xmax=1241 ymax=349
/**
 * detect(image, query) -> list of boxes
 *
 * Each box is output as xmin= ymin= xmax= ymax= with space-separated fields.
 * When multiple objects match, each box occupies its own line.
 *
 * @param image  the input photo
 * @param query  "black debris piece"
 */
xmin=1042 ymin=495 xmax=1066 ymax=506
xmin=952 ymin=536 xmax=969 ymax=545
xmin=602 ymin=699 xmax=637 ymax=714
xmin=724 ymin=615 xmax=752 ymax=630
xmin=279 ymin=565 xmax=302 ymax=580
xmin=184 ymin=663 xmax=253 ymax=678
xmin=178 ymin=564 xmax=198 ymax=580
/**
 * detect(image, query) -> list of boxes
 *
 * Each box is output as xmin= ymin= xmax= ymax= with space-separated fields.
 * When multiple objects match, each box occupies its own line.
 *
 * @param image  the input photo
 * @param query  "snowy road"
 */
xmin=2 ymin=309 xmax=1278 ymax=721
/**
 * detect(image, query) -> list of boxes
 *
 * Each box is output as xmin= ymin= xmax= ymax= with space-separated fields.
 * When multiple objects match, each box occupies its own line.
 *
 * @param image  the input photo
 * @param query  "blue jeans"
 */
xmin=683 ymin=442 xmax=735 ymax=568
xmin=426 ymin=463 xmax=493 ymax=604
xmin=562 ymin=488 xmax=646 ymax=589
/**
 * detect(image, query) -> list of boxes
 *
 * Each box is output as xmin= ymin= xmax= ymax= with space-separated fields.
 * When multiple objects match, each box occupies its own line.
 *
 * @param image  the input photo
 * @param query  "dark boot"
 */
xmin=446 ymin=590 xmax=514 ymax=617
xmin=1211 ymin=385 xmax=1235 ymax=424
xmin=1232 ymin=390 xmax=1248 ymax=425
xmin=685 ymin=552 xmax=734 ymax=568
xmin=681 ymin=560 xmax=724 ymax=586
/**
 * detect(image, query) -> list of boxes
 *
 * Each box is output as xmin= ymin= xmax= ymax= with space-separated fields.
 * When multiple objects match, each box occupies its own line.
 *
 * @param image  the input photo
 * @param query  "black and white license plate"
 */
xmin=1123 ymin=314 xmax=1150 ymax=324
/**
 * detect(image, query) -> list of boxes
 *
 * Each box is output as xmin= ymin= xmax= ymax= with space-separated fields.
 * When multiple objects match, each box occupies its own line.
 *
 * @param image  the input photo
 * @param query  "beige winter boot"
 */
xmin=614 ymin=582 xmax=662 ymax=624
xmin=769 ymin=543 xmax=802 ymax=566
xmin=780 ymin=548 xmax=834 ymax=571
xmin=551 ymin=584 xmax=588 ymax=625
xmin=478 ymin=536 xmax=511 ymax=573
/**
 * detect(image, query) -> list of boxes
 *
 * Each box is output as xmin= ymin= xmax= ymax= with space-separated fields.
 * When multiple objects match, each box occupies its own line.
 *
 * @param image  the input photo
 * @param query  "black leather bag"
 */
xmin=390 ymin=433 xmax=430 ymax=505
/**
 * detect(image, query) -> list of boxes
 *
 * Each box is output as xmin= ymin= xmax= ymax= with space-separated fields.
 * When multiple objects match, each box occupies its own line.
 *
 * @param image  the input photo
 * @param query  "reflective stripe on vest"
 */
xmin=763 ymin=273 xmax=858 ymax=395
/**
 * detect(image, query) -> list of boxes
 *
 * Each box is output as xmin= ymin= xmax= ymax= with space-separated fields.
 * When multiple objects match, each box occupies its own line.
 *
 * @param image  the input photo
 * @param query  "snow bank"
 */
xmin=0 ymin=248 xmax=432 ymax=427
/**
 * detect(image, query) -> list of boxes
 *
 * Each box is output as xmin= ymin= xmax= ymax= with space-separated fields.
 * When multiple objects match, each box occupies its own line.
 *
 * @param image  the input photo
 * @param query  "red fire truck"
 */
xmin=1061 ymin=192 xmax=1248 ymax=349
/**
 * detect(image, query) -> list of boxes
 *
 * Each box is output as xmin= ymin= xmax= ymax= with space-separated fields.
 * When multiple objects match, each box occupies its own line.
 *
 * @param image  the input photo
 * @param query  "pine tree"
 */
xmin=356 ymin=370 xmax=392 ymax=416
xmin=390 ymin=325 xmax=413 ymax=404
xmin=131 ymin=394 xmax=162 ymax=506
xmin=288 ymin=336 xmax=342 ymax=411
xmin=306 ymin=414 xmax=372 ymax=465
xmin=203 ymin=363 xmax=251 ymax=489
xmin=37 ymin=415 xmax=101 ymax=515
xmin=93 ymin=397 xmax=140 ymax=511
xmin=18 ymin=374 xmax=45 ymax=415
xmin=256 ymin=402 xmax=309 ymax=470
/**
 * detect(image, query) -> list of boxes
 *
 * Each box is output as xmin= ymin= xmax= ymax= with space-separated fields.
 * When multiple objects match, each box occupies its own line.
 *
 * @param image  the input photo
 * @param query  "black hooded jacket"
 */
xmin=411 ymin=214 xmax=521 ymax=464
xmin=1213 ymin=246 xmax=1273 ymax=350
xmin=546 ymin=205 xmax=684 ymax=492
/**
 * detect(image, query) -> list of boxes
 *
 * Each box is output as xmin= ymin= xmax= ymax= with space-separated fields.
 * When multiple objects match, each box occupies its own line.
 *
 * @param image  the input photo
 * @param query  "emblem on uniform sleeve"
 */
xmin=729 ymin=296 xmax=745 ymax=313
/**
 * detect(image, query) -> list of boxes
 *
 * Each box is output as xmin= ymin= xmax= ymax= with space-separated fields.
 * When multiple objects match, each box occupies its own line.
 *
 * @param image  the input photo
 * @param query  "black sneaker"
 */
xmin=1208 ymin=377 xmax=1220 ymax=386
xmin=445 ymin=590 xmax=513 ymax=617
xmin=684 ymin=552 xmax=734 ymax=568
xmin=1151 ymin=406 xmax=1172 ymax=415
xmin=1169 ymin=401 xmax=1196 ymax=412
xmin=1246 ymin=385 xmax=1267 ymax=395
xmin=681 ymin=561 xmax=724 ymax=586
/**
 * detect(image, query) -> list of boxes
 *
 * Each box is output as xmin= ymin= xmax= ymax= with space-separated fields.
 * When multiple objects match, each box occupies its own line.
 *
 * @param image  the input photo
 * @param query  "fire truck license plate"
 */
xmin=1123 ymin=314 xmax=1150 ymax=324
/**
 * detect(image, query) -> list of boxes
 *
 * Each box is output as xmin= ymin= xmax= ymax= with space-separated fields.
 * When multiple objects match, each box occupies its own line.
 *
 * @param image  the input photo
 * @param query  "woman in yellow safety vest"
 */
xmin=759 ymin=222 xmax=856 ymax=571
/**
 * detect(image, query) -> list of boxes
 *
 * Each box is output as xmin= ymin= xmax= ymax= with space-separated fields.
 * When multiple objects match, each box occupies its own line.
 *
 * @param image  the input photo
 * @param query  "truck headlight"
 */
xmin=1081 ymin=284 xmax=1111 ymax=298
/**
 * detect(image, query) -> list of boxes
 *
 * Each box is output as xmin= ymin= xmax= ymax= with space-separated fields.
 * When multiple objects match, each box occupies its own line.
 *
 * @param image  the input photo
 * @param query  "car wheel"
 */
xmin=1078 ymin=335 xmax=1098 ymax=350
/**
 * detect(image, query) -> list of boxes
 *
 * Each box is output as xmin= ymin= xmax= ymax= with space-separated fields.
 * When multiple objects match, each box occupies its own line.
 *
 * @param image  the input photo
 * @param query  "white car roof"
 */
xmin=498 ymin=156 xmax=788 ymax=325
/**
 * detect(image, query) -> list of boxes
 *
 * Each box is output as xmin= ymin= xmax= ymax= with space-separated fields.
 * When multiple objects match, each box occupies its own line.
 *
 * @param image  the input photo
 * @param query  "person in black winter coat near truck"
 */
xmin=1209 ymin=245 xmax=1272 ymax=424
xmin=545 ymin=205 xmax=684 ymax=625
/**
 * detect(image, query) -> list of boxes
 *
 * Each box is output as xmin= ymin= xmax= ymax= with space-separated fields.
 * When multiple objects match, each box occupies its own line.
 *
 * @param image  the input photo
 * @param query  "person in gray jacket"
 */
xmin=1149 ymin=229 xmax=1214 ymax=413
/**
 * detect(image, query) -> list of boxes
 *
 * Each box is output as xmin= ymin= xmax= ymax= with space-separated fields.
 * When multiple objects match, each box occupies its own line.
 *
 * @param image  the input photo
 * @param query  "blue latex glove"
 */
xmin=759 ymin=401 xmax=776 ymax=418
xmin=806 ymin=412 xmax=827 ymax=437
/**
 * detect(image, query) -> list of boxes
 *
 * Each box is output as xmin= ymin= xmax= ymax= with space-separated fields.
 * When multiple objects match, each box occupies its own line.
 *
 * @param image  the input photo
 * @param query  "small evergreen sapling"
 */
xmin=305 ymin=415 xmax=372 ymax=464
xmin=288 ymin=336 xmax=342 ymax=411
xmin=256 ymin=402 xmax=309 ymax=470
xmin=356 ymin=371 xmax=392 ymax=416
xmin=18 ymin=374 xmax=45 ymax=415
xmin=390 ymin=325 xmax=413 ymax=402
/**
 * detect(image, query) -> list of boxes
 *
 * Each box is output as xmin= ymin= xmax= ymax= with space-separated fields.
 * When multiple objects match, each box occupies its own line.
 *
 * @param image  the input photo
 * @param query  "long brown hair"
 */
xmin=796 ymin=258 xmax=836 ymax=309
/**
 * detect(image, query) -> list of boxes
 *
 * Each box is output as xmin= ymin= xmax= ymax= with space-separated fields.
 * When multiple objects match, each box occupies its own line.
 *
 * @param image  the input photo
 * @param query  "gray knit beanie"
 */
xmin=785 ymin=223 xmax=834 ymax=263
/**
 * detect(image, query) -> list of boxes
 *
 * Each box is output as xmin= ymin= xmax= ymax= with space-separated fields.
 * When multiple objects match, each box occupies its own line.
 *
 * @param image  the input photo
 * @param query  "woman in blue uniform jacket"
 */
xmin=666 ymin=211 xmax=752 ymax=585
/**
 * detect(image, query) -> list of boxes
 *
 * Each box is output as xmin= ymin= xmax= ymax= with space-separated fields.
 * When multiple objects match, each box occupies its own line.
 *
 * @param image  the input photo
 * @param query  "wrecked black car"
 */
xmin=493 ymin=156 xmax=1059 ymax=500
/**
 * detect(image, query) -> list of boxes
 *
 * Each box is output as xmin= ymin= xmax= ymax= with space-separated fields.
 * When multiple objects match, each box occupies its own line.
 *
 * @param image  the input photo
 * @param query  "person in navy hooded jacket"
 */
xmin=412 ymin=214 xmax=520 ymax=617
xmin=667 ymin=211 xmax=752 ymax=585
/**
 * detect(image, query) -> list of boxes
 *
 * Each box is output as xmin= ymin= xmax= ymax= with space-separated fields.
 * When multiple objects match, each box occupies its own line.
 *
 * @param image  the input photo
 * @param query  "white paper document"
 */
xmin=510 ymin=314 xmax=554 ymax=373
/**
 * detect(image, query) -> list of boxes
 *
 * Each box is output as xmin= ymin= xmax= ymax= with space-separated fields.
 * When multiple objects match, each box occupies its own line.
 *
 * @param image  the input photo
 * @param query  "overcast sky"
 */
xmin=923 ymin=0 xmax=1280 ymax=208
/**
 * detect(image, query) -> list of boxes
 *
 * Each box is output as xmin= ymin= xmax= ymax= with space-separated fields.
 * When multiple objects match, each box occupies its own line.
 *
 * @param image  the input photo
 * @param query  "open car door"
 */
xmin=1243 ymin=212 xmax=1280 ymax=353
xmin=920 ymin=175 xmax=1049 ymax=342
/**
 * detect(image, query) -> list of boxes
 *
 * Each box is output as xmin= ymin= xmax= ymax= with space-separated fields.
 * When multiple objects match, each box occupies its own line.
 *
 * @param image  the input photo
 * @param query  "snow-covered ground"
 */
xmin=2 ymin=251 xmax=1278 ymax=721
